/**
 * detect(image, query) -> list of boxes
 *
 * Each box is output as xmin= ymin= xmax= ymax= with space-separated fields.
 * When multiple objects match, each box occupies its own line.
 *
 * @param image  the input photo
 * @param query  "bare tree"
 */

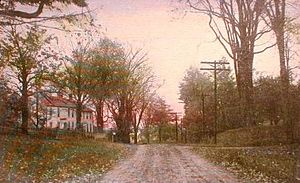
xmin=265 ymin=0 xmax=298 ymax=141
xmin=186 ymin=0 xmax=275 ymax=126
xmin=107 ymin=48 xmax=156 ymax=143
xmin=131 ymin=76 xmax=158 ymax=144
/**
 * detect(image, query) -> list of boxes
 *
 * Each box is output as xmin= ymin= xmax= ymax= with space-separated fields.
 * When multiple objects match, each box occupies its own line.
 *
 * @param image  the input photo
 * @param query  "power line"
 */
xmin=200 ymin=60 xmax=230 ymax=144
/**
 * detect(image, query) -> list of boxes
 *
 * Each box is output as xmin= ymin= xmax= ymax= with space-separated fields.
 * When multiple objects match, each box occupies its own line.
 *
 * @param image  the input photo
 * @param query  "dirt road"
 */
xmin=99 ymin=144 xmax=240 ymax=183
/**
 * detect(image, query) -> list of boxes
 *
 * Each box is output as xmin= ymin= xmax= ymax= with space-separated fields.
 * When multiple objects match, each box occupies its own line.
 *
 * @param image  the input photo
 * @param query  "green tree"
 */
xmin=254 ymin=76 xmax=281 ymax=125
xmin=56 ymin=46 xmax=93 ymax=131
xmin=217 ymin=65 xmax=240 ymax=131
xmin=179 ymin=67 xmax=213 ymax=141
xmin=87 ymin=38 xmax=125 ymax=132
xmin=0 ymin=25 xmax=54 ymax=133
xmin=179 ymin=65 xmax=240 ymax=142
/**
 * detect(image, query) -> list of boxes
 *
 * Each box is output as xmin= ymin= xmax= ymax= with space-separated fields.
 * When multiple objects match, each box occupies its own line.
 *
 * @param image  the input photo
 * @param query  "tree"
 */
xmin=186 ymin=0 xmax=275 ymax=126
xmin=0 ymin=77 xmax=10 ymax=126
xmin=254 ymin=76 xmax=281 ymax=125
xmin=179 ymin=67 xmax=213 ymax=141
xmin=216 ymin=65 xmax=240 ymax=131
xmin=128 ymin=55 xmax=157 ymax=144
xmin=107 ymin=48 xmax=156 ymax=143
xmin=265 ymin=0 xmax=299 ymax=141
xmin=266 ymin=0 xmax=289 ymax=88
xmin=56 ymin=45 xmax=93 ymax=131
xmin=143 ymin=96 xmax=171 ymax=143
xmin=179 ymin=65 xmax=241 ymax=142
xmin=87 ymin=38 xmax=125 ymax=132
xmin=0 ymin=25 xmax=54 ymax=134
xmin=132 ymin=86 xmax=157 ymax=144
xmin=0 ymin=0 xmax=88 ymax=26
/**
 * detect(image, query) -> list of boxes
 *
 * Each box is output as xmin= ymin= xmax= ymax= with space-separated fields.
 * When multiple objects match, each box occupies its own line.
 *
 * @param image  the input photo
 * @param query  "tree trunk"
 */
xmin=95 ymin=100 xmax=104 ymax=132
xmin=276 ymin=30 xmax=292 ymax=141
xmin=76 ymin=101 xmax=82 ymax=131
xmin=118 ymin=127 xmax=131 ymax=143
xmin=238 ymin=53 xmax=255 ymax=127
xmin=112 ymin=96 xmax=132 ymax=144
xmin=147 ymin=128 xmax=150 ymax=144
xmin=269 ymin=0 xmax=291 ymax=142
xmin=35 ymin=92 xmax=39 ymax=129
xmin=158 ymin=124 xmax=162 ymax=143
xmin=115 ymin=116 xmax=131 ymax=143
xmin=134 ymin=127 xmax=138 ymax=144
xmin=21 ymin=92 xmax=29 ymax=134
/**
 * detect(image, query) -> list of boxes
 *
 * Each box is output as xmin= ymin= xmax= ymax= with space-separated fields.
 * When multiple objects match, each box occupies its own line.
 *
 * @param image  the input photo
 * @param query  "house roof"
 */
xmin=41 ymin=96 xmax=94 ymax=112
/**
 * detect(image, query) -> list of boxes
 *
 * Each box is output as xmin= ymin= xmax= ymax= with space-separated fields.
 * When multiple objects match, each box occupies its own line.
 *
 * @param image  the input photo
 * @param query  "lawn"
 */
xmin=193 ymin=145 xmax=297 ymax=183
xmin=0 ymin=134 xmax=127 ymax=182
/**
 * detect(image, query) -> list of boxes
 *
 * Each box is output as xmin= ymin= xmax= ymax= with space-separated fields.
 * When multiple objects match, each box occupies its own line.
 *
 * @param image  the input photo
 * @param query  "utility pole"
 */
xmin=175 ymin=114 xmax=178 ymax=142
xmin=201 ymin=93 xmax=209 ymax=139
xmin=200 ymin=60 xmax=230 ymax=144
xmin=180 ymin=118 xmax=183 ymax=142
xmin=169 ymin=112 xmax=181 ymax=143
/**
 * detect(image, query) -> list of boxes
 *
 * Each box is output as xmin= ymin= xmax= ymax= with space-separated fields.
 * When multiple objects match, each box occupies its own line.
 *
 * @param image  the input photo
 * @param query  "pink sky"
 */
xmin=61 ymin=0 xmax=299 ymax=113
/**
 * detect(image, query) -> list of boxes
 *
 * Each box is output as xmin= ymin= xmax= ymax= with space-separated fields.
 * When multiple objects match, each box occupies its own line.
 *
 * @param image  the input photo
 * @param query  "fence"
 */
xmin=0 ymin=125 xmax=94 ymax=140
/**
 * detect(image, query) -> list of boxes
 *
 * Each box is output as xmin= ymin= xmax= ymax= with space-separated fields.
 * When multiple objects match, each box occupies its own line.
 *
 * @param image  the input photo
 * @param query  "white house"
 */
xmin=41 ymin=95 xmax=95 ymax=133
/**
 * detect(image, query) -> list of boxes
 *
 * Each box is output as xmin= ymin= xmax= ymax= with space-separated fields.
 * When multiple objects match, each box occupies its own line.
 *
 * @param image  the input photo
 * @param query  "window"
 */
xmin=71 ymin=110 xmax=74 ymax=118
xmin=68 ymin=108 xmax=70 ymax=117
xmin=57 ymin=122 xmax=60 ymax=128
xmin=49 ymin=108 xmax=52 ymax=117
xmin=57 ymin=107 xmax=60 ymax=117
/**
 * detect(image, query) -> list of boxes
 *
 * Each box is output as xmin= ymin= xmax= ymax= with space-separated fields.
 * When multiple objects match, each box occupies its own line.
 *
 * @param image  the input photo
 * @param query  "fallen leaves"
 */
xmin=193 ymin=145 xmax=297 ymax=183
xmin=0 ymin=135 xmax=126 ymax=182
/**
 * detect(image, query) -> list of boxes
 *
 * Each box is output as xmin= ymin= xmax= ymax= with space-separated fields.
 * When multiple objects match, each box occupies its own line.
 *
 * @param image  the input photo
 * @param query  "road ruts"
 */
xmin=99 ymin=144 xmax=241 ymax=183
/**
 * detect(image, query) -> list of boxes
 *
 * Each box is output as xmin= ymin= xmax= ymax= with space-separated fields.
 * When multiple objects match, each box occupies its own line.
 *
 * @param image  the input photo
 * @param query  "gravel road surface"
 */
xmin=99 ymin=144 xmax=240 ymax=183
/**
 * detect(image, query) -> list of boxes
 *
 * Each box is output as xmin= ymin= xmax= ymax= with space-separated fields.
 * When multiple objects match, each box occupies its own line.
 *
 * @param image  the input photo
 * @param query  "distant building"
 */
xmin=41 ymin=95 xmax=95 ymax=133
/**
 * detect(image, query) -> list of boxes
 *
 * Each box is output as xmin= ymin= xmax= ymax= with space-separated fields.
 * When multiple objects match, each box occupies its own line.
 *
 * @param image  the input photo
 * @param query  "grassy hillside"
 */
xmin=0 ymin=135 xmax=127 ymax=182
xmin=193 ymin=125 xmax=299 ymax=182
xmin=217 ymin=125 xmax=291 ymax=146
xmin=193 ymin=145 xmax=297 ymax=183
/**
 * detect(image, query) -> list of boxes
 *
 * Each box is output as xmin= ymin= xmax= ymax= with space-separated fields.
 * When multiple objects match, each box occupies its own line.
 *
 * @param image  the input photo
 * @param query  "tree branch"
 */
xmin=0 ymin=1 xmax=45 ymax=19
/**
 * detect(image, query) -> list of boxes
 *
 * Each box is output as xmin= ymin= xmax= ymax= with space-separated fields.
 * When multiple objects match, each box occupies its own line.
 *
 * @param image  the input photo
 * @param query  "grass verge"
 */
xmin=193 ymin=145 xmax=297 ymax=183
xmin=0 ymin=134 xmax=127 ymax=182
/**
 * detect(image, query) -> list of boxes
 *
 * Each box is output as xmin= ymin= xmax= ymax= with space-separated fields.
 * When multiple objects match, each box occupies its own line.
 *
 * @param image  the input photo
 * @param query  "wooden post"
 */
xmin=295 ymin=145 xmax=300 ymax=182
xmin=200 ymin=60 xmax=230 ymax=144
